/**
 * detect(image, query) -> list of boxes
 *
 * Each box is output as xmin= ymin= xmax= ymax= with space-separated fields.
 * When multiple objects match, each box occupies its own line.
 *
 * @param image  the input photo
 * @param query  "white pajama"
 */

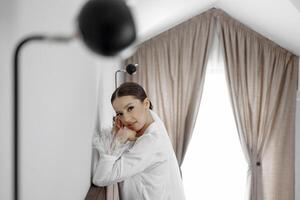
xmin=92 ymin=110 xmax=185 ymax=200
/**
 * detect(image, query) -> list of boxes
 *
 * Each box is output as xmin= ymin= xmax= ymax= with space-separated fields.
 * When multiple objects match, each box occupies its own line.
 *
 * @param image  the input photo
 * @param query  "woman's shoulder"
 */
xmin=138 ymin=122 xmax=160 ymax=140
xmin=132 ymin=110 xmax=169 ymax=145
xmin=136 ymin=123 xmax=169 ymax=148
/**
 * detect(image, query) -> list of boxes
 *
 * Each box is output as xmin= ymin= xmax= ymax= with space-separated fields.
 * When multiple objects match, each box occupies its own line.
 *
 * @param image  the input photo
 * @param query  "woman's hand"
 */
xmin=113 ymin=116 xmax=137 ymax=143
xmin=115 ymin=127 xmax=137 ymax=143
xmin=112 ymin=116 xmax=123 ymax=133
xmin=115 ymin=116 xmax=124 ymax=129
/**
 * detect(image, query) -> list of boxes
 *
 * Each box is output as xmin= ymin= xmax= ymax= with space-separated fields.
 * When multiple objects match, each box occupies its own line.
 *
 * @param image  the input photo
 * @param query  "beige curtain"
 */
xmin=216 ymin=10 xmax=299 ymax=200
xmin=124 ymin=9 xmax=215 ymax=165
xmin=85 ymin=185 xmax=106 ymax=200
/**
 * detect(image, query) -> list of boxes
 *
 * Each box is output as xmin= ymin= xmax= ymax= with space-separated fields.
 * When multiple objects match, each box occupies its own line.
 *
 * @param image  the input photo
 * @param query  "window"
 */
xmin=181 ymin=41 xmax=248 ymax=200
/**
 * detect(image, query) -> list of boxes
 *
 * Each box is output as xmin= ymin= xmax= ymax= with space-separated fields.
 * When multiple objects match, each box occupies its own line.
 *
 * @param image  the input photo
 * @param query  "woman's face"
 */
xmin=112 ymin=95 xmax=150 ymax=132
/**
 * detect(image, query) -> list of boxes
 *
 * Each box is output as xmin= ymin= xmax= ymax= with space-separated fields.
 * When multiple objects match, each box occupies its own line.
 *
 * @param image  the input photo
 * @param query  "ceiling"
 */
xmin=129 ymin=0 xmax=300 ymax=56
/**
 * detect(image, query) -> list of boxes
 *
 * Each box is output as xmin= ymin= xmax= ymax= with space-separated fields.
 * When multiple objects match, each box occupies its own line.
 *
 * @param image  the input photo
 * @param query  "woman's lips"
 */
xmin=127 ymin=122 xmax=136 ymax=128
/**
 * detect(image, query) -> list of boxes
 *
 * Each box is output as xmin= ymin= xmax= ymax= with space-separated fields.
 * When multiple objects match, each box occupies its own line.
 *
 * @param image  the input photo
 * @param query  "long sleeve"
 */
xmin=92 ymin=131 xmax=166 ymax=186
xmin=91 ymin=127 xmax=131 ymax=178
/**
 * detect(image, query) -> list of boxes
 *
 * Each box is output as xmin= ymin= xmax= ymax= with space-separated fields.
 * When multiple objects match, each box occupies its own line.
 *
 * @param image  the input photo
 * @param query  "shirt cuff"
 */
xmin=100 ymin=154 xmax=118 ymax=161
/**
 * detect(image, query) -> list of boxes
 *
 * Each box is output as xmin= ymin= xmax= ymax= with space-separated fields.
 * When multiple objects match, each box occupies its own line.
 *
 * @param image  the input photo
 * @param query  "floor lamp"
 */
xmin=12 ymin=1 xmax=136 ymax=200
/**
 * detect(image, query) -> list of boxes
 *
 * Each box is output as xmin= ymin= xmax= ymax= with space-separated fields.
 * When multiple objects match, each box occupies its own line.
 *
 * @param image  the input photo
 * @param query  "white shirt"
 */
xmin=92 ymin=110 xmax=186 ymax=200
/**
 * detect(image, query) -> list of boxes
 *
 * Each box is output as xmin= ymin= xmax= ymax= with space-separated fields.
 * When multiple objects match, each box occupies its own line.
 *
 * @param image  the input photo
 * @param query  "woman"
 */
xmin=92 ymin=82 xmax=185 ymax=200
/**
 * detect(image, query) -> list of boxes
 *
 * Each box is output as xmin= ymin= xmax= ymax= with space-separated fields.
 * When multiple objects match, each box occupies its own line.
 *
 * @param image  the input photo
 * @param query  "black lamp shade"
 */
xmin=77 ymin=0 xmax=136 ymax=56
xmin=126 ymin=63 xmax=137 ymax=74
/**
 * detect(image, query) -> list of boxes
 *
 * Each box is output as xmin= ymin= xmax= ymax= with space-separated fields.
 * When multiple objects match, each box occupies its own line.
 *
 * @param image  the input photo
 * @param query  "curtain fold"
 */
xmin=216 ymin=9 xmax=299 ymax=200
xmin=124 ymin=9 xmax=215 ymax=166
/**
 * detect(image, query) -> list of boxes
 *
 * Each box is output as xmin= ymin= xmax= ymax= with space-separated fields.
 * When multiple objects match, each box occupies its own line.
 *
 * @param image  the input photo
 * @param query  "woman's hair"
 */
xmin=111 ymin=82 xmax=153 ymax=110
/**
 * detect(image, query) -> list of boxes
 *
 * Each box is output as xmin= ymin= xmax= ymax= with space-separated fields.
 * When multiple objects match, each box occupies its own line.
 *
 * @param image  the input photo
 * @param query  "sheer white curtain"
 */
xmin=181 ymin=31 xmax=248 ymax=200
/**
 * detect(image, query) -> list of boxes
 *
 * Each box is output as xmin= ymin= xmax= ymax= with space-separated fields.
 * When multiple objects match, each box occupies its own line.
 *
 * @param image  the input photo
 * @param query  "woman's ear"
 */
xmin=143 ymin=98 xmax=150 ymax=109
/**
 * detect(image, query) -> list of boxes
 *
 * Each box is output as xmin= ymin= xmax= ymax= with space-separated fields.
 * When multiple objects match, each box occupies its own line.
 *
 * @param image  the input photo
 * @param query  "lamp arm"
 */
xmin=13 ymin=34 xmax=74 ymax=200
xmin=115 ymin=69 xmax=126 ymax=89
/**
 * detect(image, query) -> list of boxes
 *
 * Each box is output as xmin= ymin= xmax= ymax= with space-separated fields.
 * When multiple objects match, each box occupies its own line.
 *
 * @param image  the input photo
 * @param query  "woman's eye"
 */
xmin=128 ymin=106 xmax=134 ymax=112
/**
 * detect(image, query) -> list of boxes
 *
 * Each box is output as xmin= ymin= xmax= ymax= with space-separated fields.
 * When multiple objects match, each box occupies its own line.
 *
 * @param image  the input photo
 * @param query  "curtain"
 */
xmin=216 ymin=9 xmax=299 ymax=200
xmin=124 ymin=9 xmax=215 ymax=166
xmin=85 ymin=185 xmax=106 ymax=200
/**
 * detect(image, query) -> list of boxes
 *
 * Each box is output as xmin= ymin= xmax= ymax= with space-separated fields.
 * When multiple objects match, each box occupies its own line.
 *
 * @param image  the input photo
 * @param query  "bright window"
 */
xmin=181 ymin=46 xmax=248 ymax=200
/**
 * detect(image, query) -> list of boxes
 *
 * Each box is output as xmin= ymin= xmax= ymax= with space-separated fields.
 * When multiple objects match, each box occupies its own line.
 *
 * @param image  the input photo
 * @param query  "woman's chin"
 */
xmin=127 ymin=124 xmax=140 ymax=132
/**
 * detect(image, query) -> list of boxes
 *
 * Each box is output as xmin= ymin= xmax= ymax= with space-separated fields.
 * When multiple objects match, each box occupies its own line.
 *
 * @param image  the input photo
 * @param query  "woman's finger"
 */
xmin=116 ymin=128 xmax=127 ymax=143
xmin=115 ymin=117 xmax=124 ymax=129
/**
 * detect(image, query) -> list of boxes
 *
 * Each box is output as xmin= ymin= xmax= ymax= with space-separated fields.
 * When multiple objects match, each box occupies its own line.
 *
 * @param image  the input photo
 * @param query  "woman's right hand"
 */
xmin=113 ymin=116 xmax=137 ymax=143
xmin=115 ymin=127 xmax=137 ymax=143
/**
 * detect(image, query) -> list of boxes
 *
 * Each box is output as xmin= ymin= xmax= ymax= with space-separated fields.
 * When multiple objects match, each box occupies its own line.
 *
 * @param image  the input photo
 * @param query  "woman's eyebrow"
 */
xmin=116 ymin=103 xmax=134 ymax=113
xmin=123 ymin=103 xmax=133 ymax=109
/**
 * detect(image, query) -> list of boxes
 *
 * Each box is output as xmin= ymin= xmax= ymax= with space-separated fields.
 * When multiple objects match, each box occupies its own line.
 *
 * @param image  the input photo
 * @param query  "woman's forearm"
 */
xmin=92 ymin=154 xmax=120 ymax=186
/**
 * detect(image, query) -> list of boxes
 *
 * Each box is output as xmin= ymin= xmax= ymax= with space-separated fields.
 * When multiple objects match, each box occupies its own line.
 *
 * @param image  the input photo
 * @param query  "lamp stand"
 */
xmin=13 ymin=34 xmax=74 ymax=200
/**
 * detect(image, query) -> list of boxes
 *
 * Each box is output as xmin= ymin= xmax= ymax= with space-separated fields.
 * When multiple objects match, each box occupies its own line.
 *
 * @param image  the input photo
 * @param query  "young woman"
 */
xmin=92 ymin=82 xmax=185 ymax=200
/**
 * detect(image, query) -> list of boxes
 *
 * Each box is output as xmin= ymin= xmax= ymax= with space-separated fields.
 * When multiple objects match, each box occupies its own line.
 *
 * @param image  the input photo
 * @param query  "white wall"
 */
xmin=96 ymin=58 xmax=123 ymax=129
xmin=0 ymin=0 xmax=122 ymax=199
xmin=0 ymin=0 xmax=17 ymax=199
xmin=131 ymin=0 xmax=216 ymax=43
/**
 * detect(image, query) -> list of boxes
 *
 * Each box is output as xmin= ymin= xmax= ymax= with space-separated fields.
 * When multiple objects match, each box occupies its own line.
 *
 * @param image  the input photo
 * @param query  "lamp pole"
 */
xmin=13 ymin=35 xmax=74 ymax=200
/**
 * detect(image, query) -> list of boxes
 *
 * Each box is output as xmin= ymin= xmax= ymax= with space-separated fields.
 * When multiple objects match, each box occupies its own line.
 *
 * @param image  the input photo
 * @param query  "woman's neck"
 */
xmin=136 ymin=111 xmax=154 ymax=137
